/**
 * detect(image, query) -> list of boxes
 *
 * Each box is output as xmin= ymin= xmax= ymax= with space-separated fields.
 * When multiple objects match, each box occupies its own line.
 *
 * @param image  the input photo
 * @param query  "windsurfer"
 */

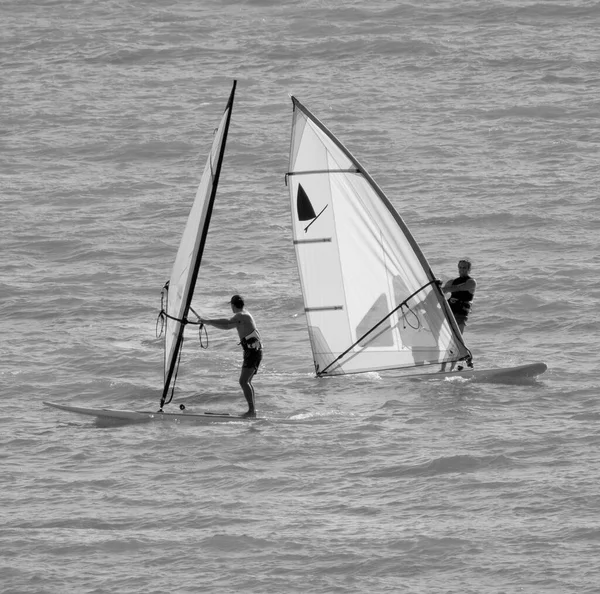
xmin=199 ymin=295 xmax=262 ymax=417
xmin=440 ymin=259 xmax=476 ymax=372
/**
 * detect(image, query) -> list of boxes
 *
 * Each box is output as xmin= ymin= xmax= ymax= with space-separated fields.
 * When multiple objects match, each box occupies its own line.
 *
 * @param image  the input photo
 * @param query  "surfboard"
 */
xmin=43 ymin=401 xmax=260 ymax=424
xmin=407 ymin=362 xmax=548 ymax=382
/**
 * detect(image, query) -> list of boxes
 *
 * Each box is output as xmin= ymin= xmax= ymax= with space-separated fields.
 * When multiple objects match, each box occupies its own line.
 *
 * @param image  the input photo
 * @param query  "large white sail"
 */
xmin=160 ymin=81 xmax=236 ymax=407
xmin=287 ymin=97 xmax=470 ymax=376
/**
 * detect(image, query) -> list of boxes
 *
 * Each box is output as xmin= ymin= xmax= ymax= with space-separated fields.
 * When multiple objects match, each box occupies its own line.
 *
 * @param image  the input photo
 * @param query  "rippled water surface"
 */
xmin=3 ymin=1 xmax=600 ymax=592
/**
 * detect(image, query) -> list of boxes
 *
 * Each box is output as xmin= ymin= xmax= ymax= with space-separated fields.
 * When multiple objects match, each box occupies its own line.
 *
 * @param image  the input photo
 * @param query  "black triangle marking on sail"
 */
xmin=296 ymin=183 xmax=328 ymax=233
xmin=297 ymin=184 xmax=316 ymax=221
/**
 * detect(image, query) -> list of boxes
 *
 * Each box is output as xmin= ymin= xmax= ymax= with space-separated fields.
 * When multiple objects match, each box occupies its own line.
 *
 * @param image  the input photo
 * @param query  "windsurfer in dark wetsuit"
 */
xmin=199 ymin=295 xmax=263 ymax=417
xmin=440 ymin=259 xmax=477 ymax=372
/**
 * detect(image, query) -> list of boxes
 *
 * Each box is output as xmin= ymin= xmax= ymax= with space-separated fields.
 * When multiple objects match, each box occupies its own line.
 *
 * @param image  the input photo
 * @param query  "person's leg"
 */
xmin=239 ymin=366 xmax=256 ymax=416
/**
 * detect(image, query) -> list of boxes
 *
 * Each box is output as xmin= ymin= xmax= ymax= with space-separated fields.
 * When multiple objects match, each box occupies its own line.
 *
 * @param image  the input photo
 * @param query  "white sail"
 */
xmin=287 ymin=97 xmax=470 ymax=376
xmin=161 ymin=81 xmax=236 ymax=407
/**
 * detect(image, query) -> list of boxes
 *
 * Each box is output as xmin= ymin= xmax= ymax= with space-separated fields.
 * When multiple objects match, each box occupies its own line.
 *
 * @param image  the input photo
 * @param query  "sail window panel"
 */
xmin=355 ymin=294 xmax=394 ymax=348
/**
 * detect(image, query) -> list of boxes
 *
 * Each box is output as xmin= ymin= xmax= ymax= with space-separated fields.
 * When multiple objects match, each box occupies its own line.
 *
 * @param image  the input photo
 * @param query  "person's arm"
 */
xmin=199 ymin=314 xmax=240 ymax=330
xmin=442 ymin=278 xmax=477 ymax=294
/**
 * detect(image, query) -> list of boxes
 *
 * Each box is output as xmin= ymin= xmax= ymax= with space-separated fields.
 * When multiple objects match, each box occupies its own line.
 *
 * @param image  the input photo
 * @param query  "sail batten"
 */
xmin=294 ymin=238 xmax=332 ymax=244
xmin=287 ymin=168 xmax=360 ymax=177
xmin=305 ymin=306 xmax=344 ymax=312
xmin=160 ymin=81 xmax=237 ymax=407
xmin=287 ymin=97 xmax=470 ymax=377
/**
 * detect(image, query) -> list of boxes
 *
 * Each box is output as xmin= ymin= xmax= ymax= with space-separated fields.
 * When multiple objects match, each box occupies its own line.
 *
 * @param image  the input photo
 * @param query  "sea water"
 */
xmin=2 ymin=1 xmax=600 ymax=592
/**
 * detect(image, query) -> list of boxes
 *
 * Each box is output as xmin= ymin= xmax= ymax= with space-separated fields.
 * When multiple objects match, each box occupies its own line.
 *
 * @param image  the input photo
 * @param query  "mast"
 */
xmin=160 ymin=80 xmax=237 ymax=409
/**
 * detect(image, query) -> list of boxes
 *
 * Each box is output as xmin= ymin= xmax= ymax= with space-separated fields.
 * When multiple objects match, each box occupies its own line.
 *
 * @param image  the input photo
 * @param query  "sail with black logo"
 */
xmin=286 ymin=96 xmax=471 ymax=376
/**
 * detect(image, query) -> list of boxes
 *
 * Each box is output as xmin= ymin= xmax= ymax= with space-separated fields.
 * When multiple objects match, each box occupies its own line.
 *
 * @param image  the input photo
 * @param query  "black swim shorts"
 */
xmin=242 ymin=347 xmax=263 ymax=372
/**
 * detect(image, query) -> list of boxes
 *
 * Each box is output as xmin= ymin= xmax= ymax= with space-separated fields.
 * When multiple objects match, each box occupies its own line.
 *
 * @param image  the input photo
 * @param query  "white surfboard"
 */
xmin=407 ymin=362 xmax=548 ymax=382
xmin=43 ymin=401 xmax=261 ymax=424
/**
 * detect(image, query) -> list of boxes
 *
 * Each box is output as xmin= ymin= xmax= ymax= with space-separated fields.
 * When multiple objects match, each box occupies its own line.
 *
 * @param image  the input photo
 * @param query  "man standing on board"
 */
xmin=440 ymin=258 xmax=477 ymax=372
xmin=199 ymin=295 xmax=262 ymax=417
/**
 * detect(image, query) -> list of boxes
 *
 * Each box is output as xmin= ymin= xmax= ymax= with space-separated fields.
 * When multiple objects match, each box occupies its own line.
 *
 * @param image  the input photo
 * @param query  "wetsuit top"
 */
xmin=448 ymin=276 xmax=474 ymax=317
